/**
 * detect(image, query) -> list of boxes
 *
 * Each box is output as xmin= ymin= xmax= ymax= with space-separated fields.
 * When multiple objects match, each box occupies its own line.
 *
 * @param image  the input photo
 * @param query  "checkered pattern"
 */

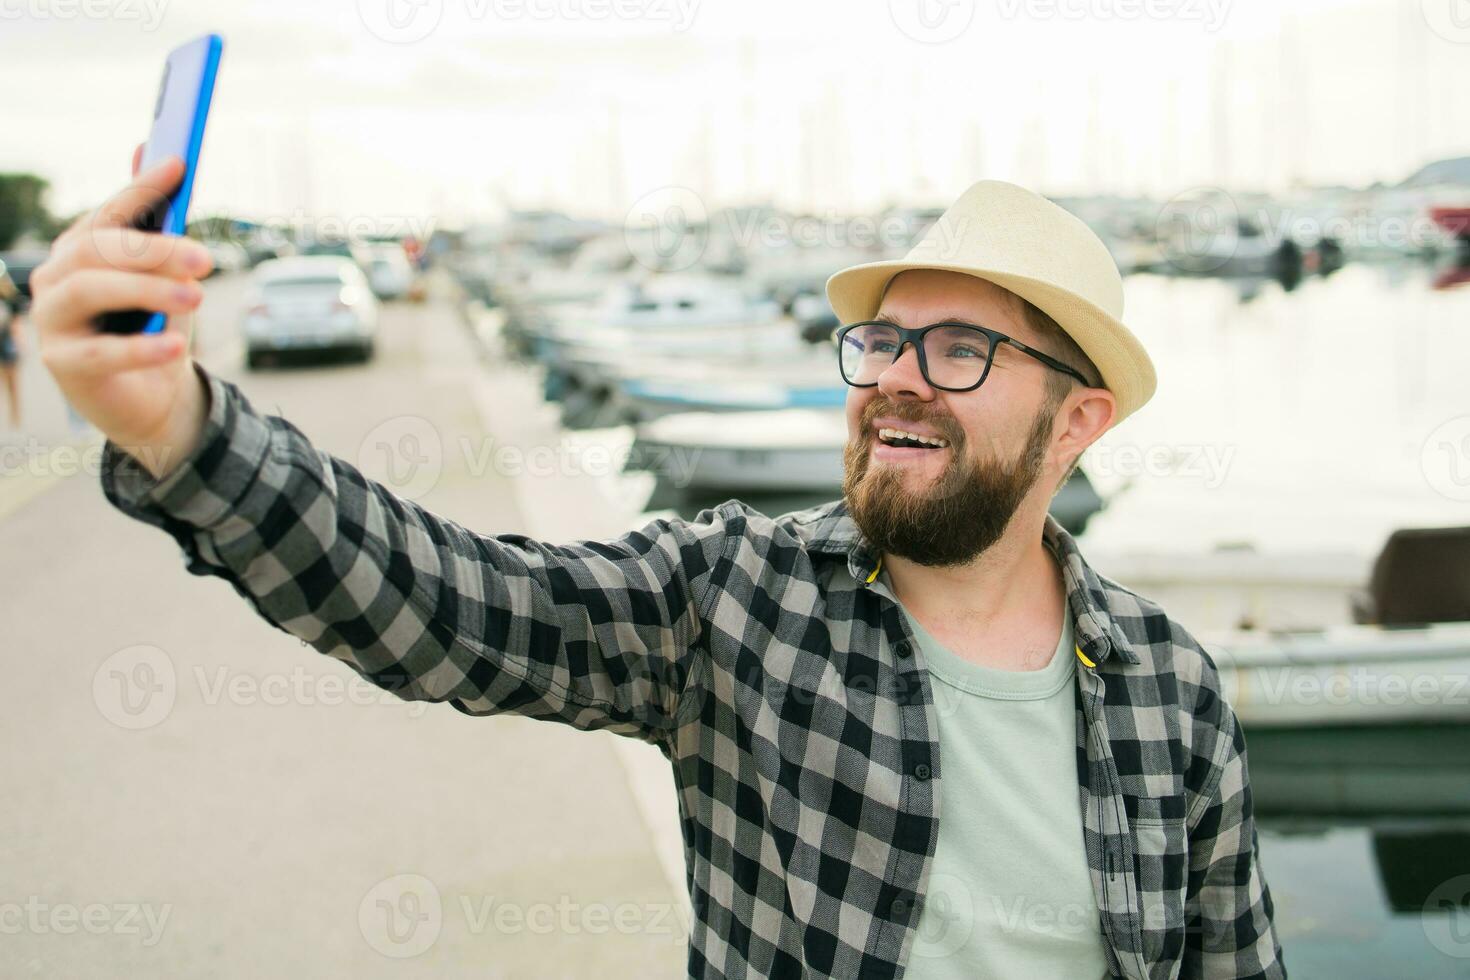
xmin=100 ymin=363 xmax=1285 ymax=980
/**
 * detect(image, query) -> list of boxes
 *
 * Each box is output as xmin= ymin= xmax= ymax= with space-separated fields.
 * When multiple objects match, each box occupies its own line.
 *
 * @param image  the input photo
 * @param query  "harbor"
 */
xmin=5 ymin=1 xmax=1470 ymax=975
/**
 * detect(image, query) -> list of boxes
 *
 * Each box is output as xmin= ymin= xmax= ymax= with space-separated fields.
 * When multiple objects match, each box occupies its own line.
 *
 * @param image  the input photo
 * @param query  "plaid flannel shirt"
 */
xmin=99 ymin=363 xmax=1286 ymax=980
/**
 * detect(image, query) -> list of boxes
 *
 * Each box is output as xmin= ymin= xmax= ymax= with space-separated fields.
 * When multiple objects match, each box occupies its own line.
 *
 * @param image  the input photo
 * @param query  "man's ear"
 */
xmin=1053 ymin=385 xmax=1115 ymax=468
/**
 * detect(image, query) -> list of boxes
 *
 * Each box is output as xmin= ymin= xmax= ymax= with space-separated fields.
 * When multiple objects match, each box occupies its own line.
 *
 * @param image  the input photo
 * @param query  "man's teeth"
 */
xmin=878 ymin=428 xmax=949 ymax=448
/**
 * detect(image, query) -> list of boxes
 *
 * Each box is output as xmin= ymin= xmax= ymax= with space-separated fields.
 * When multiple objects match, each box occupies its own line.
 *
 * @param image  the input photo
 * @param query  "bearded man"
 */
xmin=37 ymin=155 xmax=1286 ymax=979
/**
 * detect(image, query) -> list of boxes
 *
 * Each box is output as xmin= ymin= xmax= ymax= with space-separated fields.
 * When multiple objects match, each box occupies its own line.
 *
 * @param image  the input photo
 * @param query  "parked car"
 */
xmin=240 ymin=256 xmax=378 ymax=368
xmin=203 ymin=239 xmax=250 ymax=276
xmin=360 ymin=243 xmax=416 ymax=300
xmin=0 ymin=250 xmax=51 ymax=310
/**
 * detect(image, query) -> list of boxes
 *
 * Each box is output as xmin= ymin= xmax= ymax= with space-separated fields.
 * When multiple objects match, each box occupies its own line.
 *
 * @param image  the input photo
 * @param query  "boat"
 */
xmin=1160 ymin=215 xmax=1304 ymax=280
xmin=533 ymin=275 xmax=804 ymax=426
xmin=629 ymin=408 xmax=846 ymax=493
xmin=1430 ymin=206 xmax=1470 ymax=242
xmin=1149 ymin=524 xmax=1470 ymax=815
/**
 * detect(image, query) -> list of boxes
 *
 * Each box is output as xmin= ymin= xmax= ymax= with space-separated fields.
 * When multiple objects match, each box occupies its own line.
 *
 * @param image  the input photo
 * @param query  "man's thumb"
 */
xmin=131 ymin=143 xmax=144 ymax=178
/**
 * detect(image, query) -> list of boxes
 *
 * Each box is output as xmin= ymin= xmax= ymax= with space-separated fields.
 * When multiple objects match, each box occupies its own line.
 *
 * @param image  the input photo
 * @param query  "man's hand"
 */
xmin=29 ymin=145 xmax=215 ymax=480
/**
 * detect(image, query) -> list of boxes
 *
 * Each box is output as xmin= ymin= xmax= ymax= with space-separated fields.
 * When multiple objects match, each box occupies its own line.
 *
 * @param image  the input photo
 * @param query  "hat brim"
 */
xmin=826 ymin=259 xmax=1157 ymax=427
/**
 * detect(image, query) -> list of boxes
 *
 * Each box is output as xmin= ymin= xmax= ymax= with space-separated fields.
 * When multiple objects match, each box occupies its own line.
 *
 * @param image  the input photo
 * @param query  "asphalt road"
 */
xmin=0 ymin=271 xmax=688 ymax=977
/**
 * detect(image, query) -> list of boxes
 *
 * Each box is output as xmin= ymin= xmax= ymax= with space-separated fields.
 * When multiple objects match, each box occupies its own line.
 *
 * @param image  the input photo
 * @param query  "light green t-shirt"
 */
xmin=871 ymin=570 xmax=1112 ymax=980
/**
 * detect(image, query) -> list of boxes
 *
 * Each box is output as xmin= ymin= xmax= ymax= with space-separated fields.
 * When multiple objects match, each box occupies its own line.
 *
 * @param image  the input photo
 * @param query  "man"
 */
xmin=32 ymin=156 xmax=1285 ymax=978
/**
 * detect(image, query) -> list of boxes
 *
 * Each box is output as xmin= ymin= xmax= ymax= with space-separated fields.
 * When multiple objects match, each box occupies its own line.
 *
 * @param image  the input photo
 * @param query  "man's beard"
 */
xmin=841 ymin=398 xmax=1056 ymax=568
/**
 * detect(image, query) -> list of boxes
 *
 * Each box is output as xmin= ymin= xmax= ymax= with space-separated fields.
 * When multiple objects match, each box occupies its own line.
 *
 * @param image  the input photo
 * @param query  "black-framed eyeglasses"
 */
xmin=832 ymin=320 xmax=1090 ymax=393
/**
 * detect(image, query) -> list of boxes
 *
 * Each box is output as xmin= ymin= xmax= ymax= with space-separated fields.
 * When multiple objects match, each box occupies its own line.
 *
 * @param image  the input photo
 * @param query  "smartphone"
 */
xmin=97 ymin=33 xmax=224 ymax=335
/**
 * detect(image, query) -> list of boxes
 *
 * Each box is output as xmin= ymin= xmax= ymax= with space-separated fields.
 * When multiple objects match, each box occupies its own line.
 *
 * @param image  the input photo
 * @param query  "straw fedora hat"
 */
xmin=825 ymin=179 xmax=1157 ymax=427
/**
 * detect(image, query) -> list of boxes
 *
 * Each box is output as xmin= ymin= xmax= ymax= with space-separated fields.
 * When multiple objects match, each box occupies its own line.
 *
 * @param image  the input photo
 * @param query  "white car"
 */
xmin=241 ymin=257 xmax=379 ymax=367
xmin=203 ymin=239 xmax=250 ymax=275
xmin=359 ymin=243 xmax=416 ymax=300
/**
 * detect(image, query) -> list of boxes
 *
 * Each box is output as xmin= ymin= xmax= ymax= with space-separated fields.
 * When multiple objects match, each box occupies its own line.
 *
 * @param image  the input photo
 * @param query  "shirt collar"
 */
xmin=785 ymin=498 xmax=1140 ymax=668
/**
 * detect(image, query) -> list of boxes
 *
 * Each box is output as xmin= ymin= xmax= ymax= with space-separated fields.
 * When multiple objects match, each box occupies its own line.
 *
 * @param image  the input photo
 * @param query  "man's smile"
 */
xmin=868 ymin=417 xmax=955 ymax=465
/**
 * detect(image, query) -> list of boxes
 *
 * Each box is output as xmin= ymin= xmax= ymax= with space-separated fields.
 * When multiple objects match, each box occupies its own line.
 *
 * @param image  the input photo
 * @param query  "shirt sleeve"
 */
xmin=1183 ymin=693 xmax=1288 ymax=979
xmin=98 ymin=361 xmax=730 ymax=745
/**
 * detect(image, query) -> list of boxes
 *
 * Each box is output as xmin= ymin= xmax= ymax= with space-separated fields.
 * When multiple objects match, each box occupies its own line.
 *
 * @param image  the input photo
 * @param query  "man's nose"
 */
xmin=876 ymin=344 xmax=935 ymax=402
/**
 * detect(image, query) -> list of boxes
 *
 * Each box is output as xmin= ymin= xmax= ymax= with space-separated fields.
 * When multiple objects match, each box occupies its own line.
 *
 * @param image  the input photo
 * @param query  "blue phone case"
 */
xmin=97 ymin=33 xmax=223 ymax=335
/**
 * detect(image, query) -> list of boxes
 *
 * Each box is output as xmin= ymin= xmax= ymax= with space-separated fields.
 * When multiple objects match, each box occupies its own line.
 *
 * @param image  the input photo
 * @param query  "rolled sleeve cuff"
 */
xmin=100 ymin=361 xmax=273 ymax=532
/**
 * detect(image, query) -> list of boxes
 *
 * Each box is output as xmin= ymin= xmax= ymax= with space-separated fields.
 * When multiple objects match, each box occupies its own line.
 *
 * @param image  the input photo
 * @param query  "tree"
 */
xmin=0 ymin=173 xmax=57 ymax=249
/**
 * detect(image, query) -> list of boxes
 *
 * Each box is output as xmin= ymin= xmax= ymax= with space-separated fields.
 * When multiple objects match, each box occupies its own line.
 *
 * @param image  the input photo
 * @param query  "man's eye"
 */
xmin=870 ymin=341 xmax=898 ymax=354
xmin=945 ymin=345 xmax=984 ymax=359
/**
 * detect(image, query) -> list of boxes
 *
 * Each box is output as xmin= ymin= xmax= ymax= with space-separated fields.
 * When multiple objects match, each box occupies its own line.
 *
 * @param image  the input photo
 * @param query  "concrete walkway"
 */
xmin=0 ymin=272 xmax=688 ymax=976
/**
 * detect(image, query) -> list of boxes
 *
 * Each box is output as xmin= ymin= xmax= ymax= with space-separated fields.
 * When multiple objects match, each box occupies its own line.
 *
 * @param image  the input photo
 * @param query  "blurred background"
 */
xmin=1 ymin=1 xmax=1468 ymax=976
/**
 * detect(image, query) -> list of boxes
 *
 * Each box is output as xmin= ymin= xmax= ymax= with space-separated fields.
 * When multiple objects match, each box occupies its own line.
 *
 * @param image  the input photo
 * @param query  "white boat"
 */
xmin=537 ymin=275 xmax=805 ymax=425
xmin=630 ymin=409 xmax=846 ymax=492
xmin=1203 ymin=622 xmax=1470 ymax=730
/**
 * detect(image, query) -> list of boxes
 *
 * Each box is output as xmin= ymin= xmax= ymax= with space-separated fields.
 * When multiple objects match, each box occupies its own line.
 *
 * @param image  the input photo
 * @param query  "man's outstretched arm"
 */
xmin=100 ymin=361 xmax=729 ymax=744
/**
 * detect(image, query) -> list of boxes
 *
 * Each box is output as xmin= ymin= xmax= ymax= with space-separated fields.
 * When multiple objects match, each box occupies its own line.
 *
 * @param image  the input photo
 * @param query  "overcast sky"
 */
xmin=4 ymin=0 xmax=1469 ymax=226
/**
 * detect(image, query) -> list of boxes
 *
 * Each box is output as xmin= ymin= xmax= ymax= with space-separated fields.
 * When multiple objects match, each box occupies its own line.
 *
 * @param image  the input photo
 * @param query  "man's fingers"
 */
xmin=31 ymin=268 xmax=202 ymax=336
xmin=83 ymin=155 xmax=185 ymax=232
xmin=51 ymin=225 xmax=213 ymax=281
xmin=131 ymin=143 xmax=144 ymax=178
xmin=40 ymin=329 xmax=186 ymax=378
